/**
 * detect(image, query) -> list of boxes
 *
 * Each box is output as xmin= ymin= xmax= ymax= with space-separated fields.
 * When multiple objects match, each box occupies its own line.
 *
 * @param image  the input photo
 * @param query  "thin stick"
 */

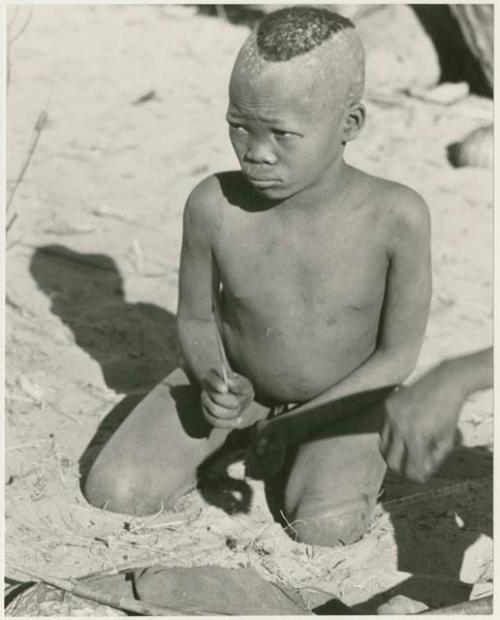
xmin=6 ymin=438 xmax=48 ymax=451
xmin=8 ymin=6 xmax=34 ymax=47
xmin=6 ymin=565 xmax=219 ymax=616
xmin=243 ymin=521 xmax=275 ymax=550
xmin=75 ymin=559 xmax=163 ymax=580
xmin=144 ymin=519 xmax=185 ymax=530
xmin=52 ymin=440 xmax=69 ymax=489
xmin=7 ymin=6 xmax=34 ymax=90
xmin=6 ymin=110 xmax=48 ymax=215
xmin=214 ymin=322 xmax=229 ymax=384
xmin=127 ymin=503 xmax=165 ymax=533
xmin=279 ymin=510 xmax=306 ymax=538
xmin=212 ymin=291 xmax=231 ymax=384
xmin=6 ymin=212 xmax=18 ymax=233
xmin=53 ymin=405 xmax=82 ymax=424
xmin=382 ymin=476 xmax=492 ymax=509
xmin=5 ymin=394 xmax=35 ymax=404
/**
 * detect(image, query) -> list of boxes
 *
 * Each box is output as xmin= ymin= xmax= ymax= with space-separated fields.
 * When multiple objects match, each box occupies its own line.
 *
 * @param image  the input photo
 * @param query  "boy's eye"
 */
xmin=229 ymin=122 xmax=248 ymax=133
xmin=272 ymin=129 xmax=295 ymax=139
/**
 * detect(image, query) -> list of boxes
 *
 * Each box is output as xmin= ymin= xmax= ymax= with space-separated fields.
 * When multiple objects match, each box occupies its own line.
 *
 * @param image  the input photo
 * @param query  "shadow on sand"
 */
xmin=30 ymin=244 xmax=182 ymax=395
xmin=196 ymin=424 xmax=492 ymax=613
xmin=351 ymin=439 xmax=492 ymax=613
xmin=30 ymin=244 xmax=183 ymax=478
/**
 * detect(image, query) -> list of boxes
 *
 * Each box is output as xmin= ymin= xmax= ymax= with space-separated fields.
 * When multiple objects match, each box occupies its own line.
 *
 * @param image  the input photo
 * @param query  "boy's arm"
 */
xmin=177 ymin=181 xmax=265 ymax=429
xmin=277 ymin=190 xmax=432 ymax=424
xmin=177 ymin=181 xmax=225 ymax=384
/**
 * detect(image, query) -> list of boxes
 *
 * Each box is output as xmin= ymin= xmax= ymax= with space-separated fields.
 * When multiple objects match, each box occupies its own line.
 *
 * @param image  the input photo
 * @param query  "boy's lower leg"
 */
xmin=282 ymin=407 xmax=386 ymax=547
xmin=83 ymin=368 xmax=229 ymax=515
xmin=83 ymin=367 xmax=386 ymax=549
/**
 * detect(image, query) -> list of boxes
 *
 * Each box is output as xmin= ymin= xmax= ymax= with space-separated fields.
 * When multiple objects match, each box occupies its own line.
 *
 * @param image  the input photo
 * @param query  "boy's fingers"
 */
xmin=228 ymin=374 xmax=252 ymax=395
xmin=204 ymin=369 xmax=229 ymax=394
xmin=209 ymin=390 xmax=241 ymax=409
xmin=203 ymin=409 xmax=242 ymax=430
xmin=201 ymin=392 xmax=239 ymax=420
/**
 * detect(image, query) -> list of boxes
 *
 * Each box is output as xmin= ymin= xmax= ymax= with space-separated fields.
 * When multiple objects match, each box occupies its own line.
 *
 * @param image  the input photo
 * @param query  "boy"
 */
xmin=84 ymin=7 xmax=431 ymax=547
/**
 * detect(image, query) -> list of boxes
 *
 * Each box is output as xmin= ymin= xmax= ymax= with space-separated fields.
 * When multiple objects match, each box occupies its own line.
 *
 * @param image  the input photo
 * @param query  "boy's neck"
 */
xmin=275 ymin=157 xmax=352 ymax=213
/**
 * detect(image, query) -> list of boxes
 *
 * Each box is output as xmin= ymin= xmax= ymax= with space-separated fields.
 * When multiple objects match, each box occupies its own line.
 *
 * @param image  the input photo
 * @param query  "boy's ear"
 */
xmin=342 ymin=102 xmax=366 ymax=143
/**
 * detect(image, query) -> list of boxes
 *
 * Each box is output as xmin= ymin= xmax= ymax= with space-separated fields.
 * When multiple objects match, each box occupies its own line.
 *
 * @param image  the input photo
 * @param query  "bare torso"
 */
xmin=213 ymin=169 xmax=391 ymax=405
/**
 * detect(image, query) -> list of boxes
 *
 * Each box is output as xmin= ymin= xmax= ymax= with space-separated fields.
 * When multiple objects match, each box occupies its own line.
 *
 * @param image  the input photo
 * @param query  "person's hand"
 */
xmin=201 ymin=369 xmax=259 ymax=430
xmin=379 ymin=362 xmax=466 ymax=483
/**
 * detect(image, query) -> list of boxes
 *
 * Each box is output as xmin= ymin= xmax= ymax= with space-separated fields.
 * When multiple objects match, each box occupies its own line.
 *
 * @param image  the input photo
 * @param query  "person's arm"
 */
xmin=177 ymin=181 xmax=226 ymax=383
xmin=447 ymin=347 xmax=493 ymax=394
xmin=177 ymin=180 xmax=264 ymax=430
xmin=278 ymin=189 xmax=432 ymax=423
xmin=380 ymin=347 xmax=493 ymax=482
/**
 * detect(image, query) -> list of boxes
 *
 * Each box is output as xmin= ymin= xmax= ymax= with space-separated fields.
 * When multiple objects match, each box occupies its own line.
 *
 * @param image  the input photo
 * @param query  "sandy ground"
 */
xmin=5 ymin=4 xmax=493 ymax=615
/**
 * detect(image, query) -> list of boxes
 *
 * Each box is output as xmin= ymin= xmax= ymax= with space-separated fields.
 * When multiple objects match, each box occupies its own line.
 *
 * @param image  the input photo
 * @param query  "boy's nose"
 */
xmin=244 ymin=140 xmax=277 ymax=165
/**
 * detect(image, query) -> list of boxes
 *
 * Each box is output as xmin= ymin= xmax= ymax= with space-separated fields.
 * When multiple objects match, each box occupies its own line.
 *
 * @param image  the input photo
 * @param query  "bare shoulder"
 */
xmin=183 ymin=173 xmax=240 ymax=247
xmin=378 ymin=176 xmax=429 ymax=231
xmin=354 ymin=169 xmax=430 ymax=243
xmin=184 ymin=171 xmax=246 ymax=227
xmin=184 ymin=174 xmax=224 ymax=232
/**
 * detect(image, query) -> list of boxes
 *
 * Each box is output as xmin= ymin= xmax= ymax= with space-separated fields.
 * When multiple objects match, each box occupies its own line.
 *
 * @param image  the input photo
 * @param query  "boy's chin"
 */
xmin=251 ymin=182 xmax=293 ymax=201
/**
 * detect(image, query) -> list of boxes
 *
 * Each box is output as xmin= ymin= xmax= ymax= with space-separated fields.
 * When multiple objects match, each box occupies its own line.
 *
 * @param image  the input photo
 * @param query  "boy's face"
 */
xmin=227 ymin=61 xmax=353 ymax=201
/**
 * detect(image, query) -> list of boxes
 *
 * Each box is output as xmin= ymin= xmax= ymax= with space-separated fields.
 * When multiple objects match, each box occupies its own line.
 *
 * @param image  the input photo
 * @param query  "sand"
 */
xmin=5 ymin=5 xmax=493 ymax=615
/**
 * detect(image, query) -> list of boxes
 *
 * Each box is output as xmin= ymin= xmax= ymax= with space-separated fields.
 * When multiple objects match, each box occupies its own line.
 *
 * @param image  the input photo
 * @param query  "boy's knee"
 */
xmin=284 ymin=494 xmax=376 ymax=547
xmin=291 ymin=507 xmax=373 ymax=547
xmin=83 ymin=462 xmax=169 ymax=516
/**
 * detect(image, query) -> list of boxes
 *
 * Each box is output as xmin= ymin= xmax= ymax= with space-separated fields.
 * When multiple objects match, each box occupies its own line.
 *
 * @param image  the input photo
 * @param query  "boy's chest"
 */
xmin=216 ymin=210 xmax=389 ymax=312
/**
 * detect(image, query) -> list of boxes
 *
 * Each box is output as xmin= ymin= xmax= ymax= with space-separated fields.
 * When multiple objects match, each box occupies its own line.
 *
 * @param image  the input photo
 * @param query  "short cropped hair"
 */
xmin=256 ymin=7 xmax=355 ymax=62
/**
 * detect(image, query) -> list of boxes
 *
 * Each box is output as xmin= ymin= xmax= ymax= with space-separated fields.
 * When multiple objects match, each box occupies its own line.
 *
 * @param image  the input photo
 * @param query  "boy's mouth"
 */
xmin=246 ymin=174 xmax=280 ymax=189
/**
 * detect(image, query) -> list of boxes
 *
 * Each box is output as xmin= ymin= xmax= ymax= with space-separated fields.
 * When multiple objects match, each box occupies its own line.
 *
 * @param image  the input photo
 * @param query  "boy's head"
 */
xmin=227 ymin=7 xmax=366 ymax=200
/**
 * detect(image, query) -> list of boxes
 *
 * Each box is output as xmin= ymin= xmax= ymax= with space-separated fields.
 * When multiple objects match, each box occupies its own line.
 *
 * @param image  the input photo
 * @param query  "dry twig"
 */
xmin=6 ymin=439 xmax=49 ymax=451
xmin=6 ymin=110 xmax=49 ymax=238
xmin=7 ymin=564 xmax=225 ymax=616
xmin=382 ymin=476 xmax=492 ymax=509
xmin=7 ymin=6 xmax=34 ymax=89
xmin=279 ymin=510 xmax=306 ymax=538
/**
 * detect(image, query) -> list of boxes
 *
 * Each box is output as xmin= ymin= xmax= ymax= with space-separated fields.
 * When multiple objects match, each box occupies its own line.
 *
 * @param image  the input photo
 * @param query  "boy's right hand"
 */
xmin=201 ymin=369 xmax=257 ymax=430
